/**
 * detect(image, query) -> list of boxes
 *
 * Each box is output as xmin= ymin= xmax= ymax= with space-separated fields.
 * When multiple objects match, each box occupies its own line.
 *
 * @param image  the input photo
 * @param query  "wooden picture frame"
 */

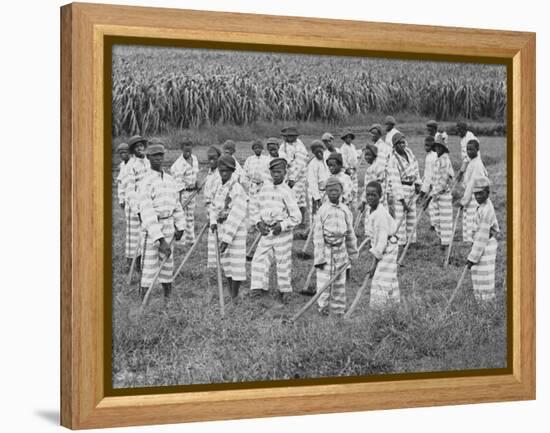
xmin=60 ymin=2 xmax=535 ymax=429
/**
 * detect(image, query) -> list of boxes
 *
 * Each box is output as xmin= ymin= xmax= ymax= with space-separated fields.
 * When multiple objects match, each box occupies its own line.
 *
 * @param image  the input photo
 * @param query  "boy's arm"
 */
xmin=313 ymin=212 xmax=326 ymax=266
xmin=280 ymin=188 xmax=302 ymax=231
xmin=139 ymin=180 xmax=163 ymax=242
xmin=220 ymin=187 xmax=248 ymax=245
xmin=467 ymin=207 xmax=491 ymax=263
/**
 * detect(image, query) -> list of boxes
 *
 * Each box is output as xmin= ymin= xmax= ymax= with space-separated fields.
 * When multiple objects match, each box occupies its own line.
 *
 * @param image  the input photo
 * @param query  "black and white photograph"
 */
xmin=110 ymin=44 xmax=508 ymax=389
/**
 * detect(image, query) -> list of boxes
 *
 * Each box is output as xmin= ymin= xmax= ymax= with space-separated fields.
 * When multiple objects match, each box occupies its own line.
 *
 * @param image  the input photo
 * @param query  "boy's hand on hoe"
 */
xmin=315 ymin=262 xmax=326 ymax=270
xmin=210 ymin=223 xmax=217 ymax=233
xmin=414 ymin=184 xmax=421 ymax=195
xmin=256 ymin=221 xmax=270 ymax=236
xmin=219 ymin=242 xmax=228 ymax=254
xmin=288 ymin=180 xmax=296 ymax=188
xmin=175 ymin=229 xmax=184 ymax=241
xmin=466 ymin=260 xmax=474 ymax=269
xmin=400 ymin=199 xmax=410 ymax=213
xmin=358 ymin=202 xmax=366 ymax=213
xmin=272 ymin=222 xmax=282 ymax=236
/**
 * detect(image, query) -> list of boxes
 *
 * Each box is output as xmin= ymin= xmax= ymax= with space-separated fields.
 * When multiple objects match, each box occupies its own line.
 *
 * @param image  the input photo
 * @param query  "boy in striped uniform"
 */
xmin=429 ymin=136 xmax=455 ymax=248
xmin=313 ymin=176 xmax=358 ymax=315
xmin=250 ymin=158 xmax=301 ymax=305
xmin=243 ymin=140 xmax=270 ymax=226
xmin=210 ymin=156 xmax=248 ymax=300
xmin=279 ymin=127 xmax=308 ymax=227
xmin=420 ymin=136 xmax=438 ymax=232
xmin=384 ymin=116 xmax=401 ymax=148
xmin=138 ymin=141 xmax=185 ymax=301
xmin=124 ymin=135 xmax=150 ymax=271
xmin=307 ymin=140 xmax=330 ymax=216
xmin=364 ymin=181 xmax=400 ymax=308
xmin=358 ymin=143 xmax=386 ymax=237
xmin=170 ymin=140 xmax=198 ymax=246
xmin=387 ymin=133 xmax=421 ymax=246
xmin=204 ymin=146 xmax=222 ymax=295
xmin=325 ymin=152 xmax=353 ymax=208
xmin=466 ymin=177 xmax=500 ymax=301
xmin=222 ymin=140 xmax=244 ymax=182
xmin=321 ymin=132 xmax=339 ymax=163
xmin=369 ymin=124 xmax=391 ymax=166
xmin=339 ymin=131 xmax=362 ymax=214
xmin=459 ymin=139 xmax=488 ymax=243
xmin=116 ymin=142 xmax=130 ymax=211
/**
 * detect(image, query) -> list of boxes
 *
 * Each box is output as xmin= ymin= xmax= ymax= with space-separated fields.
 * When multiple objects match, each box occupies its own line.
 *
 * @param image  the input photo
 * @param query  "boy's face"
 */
xmin=284 ymin=134 xmax=297 ymax=144
xmin=327 ymin=159 xmax=341 ymax=175
xmin=118 ymin=149 xmax=129 ymax=162
xmin=313 ymin=148 xmax=324 ymax=160
xmin=134 ymin=143 xmax=145 ymax=158
xmin=270 ymin=167 xmax=286 ymax=185
xmin=365 ymin=186 xmax=380 ymax=208
xmin=466 ymin=142 xmax=479 ymax=160
xmin=394 ymin=140 xmax=406 ymax=155
xmin=424 ymin=141 xmax=434 ymax=153
xmin=364 ymin=148 xmax=375 ymax=164
xmin=182 ymin=145 xmax=192 ymax=159
xmin=343 ymin=136 xmax=353 ymax=145
xmin=253 ymin=146 xmax=263 ymax=156
xmin=474 ymin=188 xmax=489 ymax=204
xmin=385 ymin=123 xmax=393 ymax=132
xmin=427 ymin=126 xmax=437 ymax=137
xmin=326 ymin=185 xmax=341 ymax=204
xmin=434 ymin=143 xmax=445 ymax=157
xmin=267 ymin=144 xmax=279 ymax=157
xmin=370 ymin=130 xmax=381 ymax=143
xmin=457 ymin=126 xmax=466 ymax=137
xmin=207 ymin=152 xmax=219 ymax=170
xmin=219 ymin=167 xmax=233 ymax=183
xmin=148 ymin=152 xmax=164 ymax=171
xmin=323 ymin=140 xmax=334 ymax=150
xmin=223 ymin=147 xmax=234 ymax=156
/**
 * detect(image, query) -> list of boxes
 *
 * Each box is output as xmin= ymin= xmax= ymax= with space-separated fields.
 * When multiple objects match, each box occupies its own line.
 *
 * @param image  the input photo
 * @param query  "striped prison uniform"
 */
xmin=116 ymin=160 xmax=129 ymax=207
xmin=170 ymin=154 xmax=198 ymax=246
xmin=361 ymin=158 xmax=387 ymax=240
xmin=387 ymin=149 xmax=421 ymax=245
xmin=138 ymin=170 xmax=185 ymax=288
xmin=314 ymin=202 xmax=358 ymax=314
xmin=460 ymin=155 xmax=488 ymax=242
xmin=430 ymin=153 xmax=455 ymax=246
xmin=307 ymin=157 xmax=330 ymax=212
xmin=209 ymin=176 xmax=248 ymax=281
xmin=384 ymin=127 xmax=401 ymax=148
xmin=280 ymin=139 xmax=308 ymax=208
xmin=250 ymin=181 xmax=301 ymax=292
xmin=328 ymin=171 xmax=354 ymax=209
xmin=365 ymin=204 xmax=399 ymax=308
xmin=243 ymin=154 xmax=270 ymax=226
xmin=468 ymin=198 xmax=500 ymax=301
xmin=374 ymin=138 xmax=392 ymax=167
xmin=460 ymin=130 xmax=478 ymax=161
xmin=124 ymin=156 xmax=150 ymax=258
xmin=340 ymin=142 xmax=362 ymax=209
xmin=203 ymin=169 xmax=222 ymax=269
xmin=421 ymin=150 xmax=438 ymax=229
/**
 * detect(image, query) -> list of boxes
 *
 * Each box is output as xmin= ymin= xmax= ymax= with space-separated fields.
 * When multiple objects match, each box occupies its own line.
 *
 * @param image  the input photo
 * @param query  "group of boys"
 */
xmin=115 ymin=116 xmax=500 ymax=315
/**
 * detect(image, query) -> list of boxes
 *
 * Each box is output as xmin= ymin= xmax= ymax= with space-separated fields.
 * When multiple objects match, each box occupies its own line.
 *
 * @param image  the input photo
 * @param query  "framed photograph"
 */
xmin=61 ymin=2 xmax=535 ymax=429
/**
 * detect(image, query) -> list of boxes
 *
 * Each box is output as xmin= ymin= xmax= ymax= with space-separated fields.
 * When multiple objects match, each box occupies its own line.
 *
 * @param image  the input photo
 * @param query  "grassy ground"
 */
xmin=111 ymin=124 xmax=507 ymax=388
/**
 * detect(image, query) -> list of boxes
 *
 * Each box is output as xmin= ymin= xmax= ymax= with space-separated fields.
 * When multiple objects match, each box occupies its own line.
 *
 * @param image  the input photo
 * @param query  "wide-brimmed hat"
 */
xmin=269 ymin=157 xmax=287 ymax=170
xmin=384 ymin=115 xmax=396 ymax=125
xmin=128 ymin=135 xmax=147 ymax=151
xmin=340 ymin=130 xmax=355 ymax=140
xmin=218 ymin=155 xmax=236 ymax=171
xmin=433 ymin=134 xmax=449 ymax=152
xmin=146 ymin=139 xmax=165 ymax=156
xmin=321 ymin=132 xmax=334 ymax=141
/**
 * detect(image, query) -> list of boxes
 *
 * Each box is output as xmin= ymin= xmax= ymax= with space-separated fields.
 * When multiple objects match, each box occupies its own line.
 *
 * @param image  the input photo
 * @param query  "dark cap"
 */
xmin=146 ymin=139 xmax=166 ymax=156
xmin=326 ymin=152 xmax=343 ymax=165
xmin=251 ymin=139 xmax=264 ymax=150
xmin=310 ymin=140 xmax=325 ymax=152
xmin=392 ymin=132 xmax=406 ymax=146
xmin=384 ymin=115 xmax=396 ymax=125
xmin=218 ymin=155 xmax=236 ymax=171
xmin=266 ymin=137 xmax=280 ymax=147
xmin=368 ymin=124 xmax=383 ymax=135
xmin=281 ymin=126 xmax=299 ymax=136
xmin=269 ymin=157 xmax=287 ymax=170
xmin=426 ymin=120 xmax=438 ymax=128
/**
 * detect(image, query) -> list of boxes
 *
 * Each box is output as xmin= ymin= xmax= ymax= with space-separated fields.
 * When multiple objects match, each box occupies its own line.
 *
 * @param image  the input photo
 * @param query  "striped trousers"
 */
xmin=124 ymin=204 xmax=142 ymax=259
xmin=219 ymin=220 xmax=248 ymax=282
xmin=179 ymin=191 xmax=196 ymax=246
xmin=394 ymin=184 xmax=417 ymax=245
xmin=370 ymin=244 xmax=400 ymax=308
xmin=432 ymin=192 xmax=453 ymax=246
xmin=140 ymin=218 xmax=175 ymax=288
xmin=428 ymin=199 xmax=436 ymax=229
xmin=251 ymin=231 xmax=293 ymax=292
xmin=316 ymin=243 xmax=348 ymax=315
xmin=471 ymin=238 xmax=497 ymax=301
xmin=247 ymin=183 xmax=262 ymax=229
xmin=462 ymin=198 xmax=477 ymax=243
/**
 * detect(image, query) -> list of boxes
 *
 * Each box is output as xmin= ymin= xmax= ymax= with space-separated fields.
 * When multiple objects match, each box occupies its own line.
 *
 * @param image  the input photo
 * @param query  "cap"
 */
xmin=128 ymin=135 xmax=147 ymax=151
xmin=340 ymin=130 xmax=356 ymax=140
xmin=326 ymin=152 xmax=343 ymax=165
xmin=269 ymin=157 xmax=287 ymax=170
xmin=281 ymin=126 xmax=299 ymax=136
xmin=368 ymin=124 xmax=383 ymax=135
xmin=251 ymin=139 xmax=264 ymax=149
xmin=473 ymin=176 xmax=491 ymax=192
xmin=146 ymin=139 xmax=165 ymax=156
xmin=426 ymin=120 xmax=438 ymax=128
xmin=364 ymin=143 xmax=378 ymax=157
xmin=116 ymin=142 xmax=129 ymax=152
xmin=266 ymin=137 xmax=280 ymax=146
xmin=325 ymin=176 xmax=343 ymax=190
xmin=384 ymin=115 xmax=396 ymax=125
xmin=218 ymin=155 xmax=236 ymax=171
xmin=391 ymin=132 xmax=406 ymax=146
xmin=207 ymin=145 xmax=221 ymax=156
xmin=321 ymin=132 xmax=334 ymax=141
xmin=310 ymin=140 xmax=325 ymax=152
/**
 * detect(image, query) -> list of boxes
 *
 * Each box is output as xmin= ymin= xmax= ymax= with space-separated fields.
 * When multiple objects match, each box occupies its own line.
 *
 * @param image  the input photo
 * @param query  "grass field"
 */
xmin=111 ymin=123 xmax=507 ymax=389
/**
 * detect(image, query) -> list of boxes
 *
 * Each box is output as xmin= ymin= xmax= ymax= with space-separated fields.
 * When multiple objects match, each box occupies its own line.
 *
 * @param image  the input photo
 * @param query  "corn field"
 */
xmin=112 ymin=46 xmax=507 ymax=136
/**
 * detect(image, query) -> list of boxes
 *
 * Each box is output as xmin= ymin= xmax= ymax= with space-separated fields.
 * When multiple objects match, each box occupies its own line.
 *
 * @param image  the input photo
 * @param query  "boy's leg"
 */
xmin=471 ymin=238 xmax=497 ymax=301
xmin=405 ymin=186 xmax=417 ymax=244
xmin=273 ymin=231 xmax=294 ymax=293
xmin=250 ymin=236 xmax=272 ymax=292
xmin=394 ymin=199 xmax=406 ymax=245
xmin=439 ymin=193 xmax=453 ymax=246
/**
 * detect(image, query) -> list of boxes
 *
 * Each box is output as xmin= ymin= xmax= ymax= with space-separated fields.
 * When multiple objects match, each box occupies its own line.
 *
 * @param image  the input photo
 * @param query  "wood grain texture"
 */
xmin=60 ymin=2 xmax=536 ymax=429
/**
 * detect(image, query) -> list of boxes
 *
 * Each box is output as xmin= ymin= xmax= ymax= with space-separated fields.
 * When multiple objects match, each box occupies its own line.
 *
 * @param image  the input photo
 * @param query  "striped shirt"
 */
xmin=116 ymin=160 xmax=129 ymax=205
xmin=170 ymin=154 xmax=197 ymax=192
xmin=307 ymin=157 xmax=330 ymax=201
xmin=203 ymin=169 xmax=222 ymax=208
xmin=138 ymin=170 xmax=185 ymax=242
xmin=431 ymin=153 xmax=455 ymax=196
xmin=255 ymin=181 xmax=301 ymax=232
xmin=366 ymin=204 xmax=397 ymax=260
xmin=340 ymin=142 xmax=362 ymax=172
xmin=468 ymin=198 xmax=500 ymax=263
xmin=421 ymin=151 xmax=438 ymax=194
xmin=313 ymin=202 xmax=358 ymax=265
xmin=209 ymin=177 xmax=248 ymax=245
xmin=460 ymin=155 xmax=488 ymax=206
xmin=280 ymin=139 xmax=308 ymax=183
xmin=124 ymin=156 xmax=151 ymax=211
xmin=386 ymin=148 xmax=420 ymax=201
xmin=243 ymin=154 xmax=270 ymax=187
